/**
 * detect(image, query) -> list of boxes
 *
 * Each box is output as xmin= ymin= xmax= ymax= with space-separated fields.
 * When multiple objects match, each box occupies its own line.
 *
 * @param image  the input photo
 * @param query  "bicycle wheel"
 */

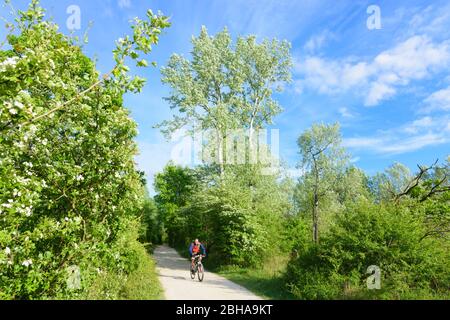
xmin=197 ymin=263 xmax=204 ymax=282
xmin=190 ymin=264 xmax=195 ymax=279
xmin=189 ymin=263 xmax=197 ymax=280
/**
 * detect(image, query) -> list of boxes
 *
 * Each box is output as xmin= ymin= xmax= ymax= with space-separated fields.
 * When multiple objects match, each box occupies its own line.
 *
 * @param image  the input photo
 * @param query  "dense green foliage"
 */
xmin=1 ymin=1 xmax=448 ymax=301
xmin=153 ymin=26 xmax=294 ymax=269
xmin=154 ymin=164 xmax=292 ymax=268
xmin=152 ymin=21 xmax=449 ymax=301
xmin=0 ymin=1 xmax=169 ymax=299
xmin=286 ymin=155 xmax=450 ymax=299
xmin=287 ymin=198 xmax=450 ymax=299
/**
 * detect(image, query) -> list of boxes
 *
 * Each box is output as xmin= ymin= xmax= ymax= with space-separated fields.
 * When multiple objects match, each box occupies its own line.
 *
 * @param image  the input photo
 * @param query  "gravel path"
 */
xmin=154 ymin=245 xmax=263 ymax=300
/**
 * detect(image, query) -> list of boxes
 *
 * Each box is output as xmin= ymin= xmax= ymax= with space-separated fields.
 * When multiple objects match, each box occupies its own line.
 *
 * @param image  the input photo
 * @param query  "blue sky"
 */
xmin=2 ymin=0 xmax=450 ymax=191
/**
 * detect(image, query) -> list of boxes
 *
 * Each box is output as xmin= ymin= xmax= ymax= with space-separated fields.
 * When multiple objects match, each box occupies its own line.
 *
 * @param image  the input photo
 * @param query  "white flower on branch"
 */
xmin=14 ymin=101 xmax=24 ymax=109
xmin=22 ymin=259 xmax=32 ymax=267
xmin=0 ymin=57 xmax=19 ymax=72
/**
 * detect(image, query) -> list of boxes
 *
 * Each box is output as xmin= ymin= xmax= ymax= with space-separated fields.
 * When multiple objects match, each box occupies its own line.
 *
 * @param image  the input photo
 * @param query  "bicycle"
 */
xmin=190 ymin=254 xmax=205 ymax=282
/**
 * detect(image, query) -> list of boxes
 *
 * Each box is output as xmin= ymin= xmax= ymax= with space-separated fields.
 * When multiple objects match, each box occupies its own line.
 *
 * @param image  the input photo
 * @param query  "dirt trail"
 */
xmin=153 ymin=245 xmax=263 ymax=300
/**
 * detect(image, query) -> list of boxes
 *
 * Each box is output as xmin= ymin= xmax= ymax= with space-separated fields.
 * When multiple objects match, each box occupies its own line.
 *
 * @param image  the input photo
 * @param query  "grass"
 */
xmin=118 ymin=247 xmax=164 ymax=300
xmin=213 ymin=255 xmax=295 ymax=300
xmin=83 ymin=243 xmax=164 ymax=300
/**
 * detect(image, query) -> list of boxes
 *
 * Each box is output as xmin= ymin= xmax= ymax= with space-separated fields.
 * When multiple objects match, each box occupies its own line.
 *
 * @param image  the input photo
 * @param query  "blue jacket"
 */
xmin=189 ymin=242 xmax=206 ymax=256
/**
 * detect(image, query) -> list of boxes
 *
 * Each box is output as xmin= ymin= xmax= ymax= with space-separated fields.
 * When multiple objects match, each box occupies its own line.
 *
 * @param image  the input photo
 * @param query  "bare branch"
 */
xmin=420 ymin=173 xmax=450 ymax=202
xmin=394 ymin=159 xmax=439 ymax=202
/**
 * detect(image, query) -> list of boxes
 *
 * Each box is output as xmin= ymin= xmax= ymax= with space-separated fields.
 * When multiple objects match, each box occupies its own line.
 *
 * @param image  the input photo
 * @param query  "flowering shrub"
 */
xmin=0 ymin=1 xmax=169 ymax=299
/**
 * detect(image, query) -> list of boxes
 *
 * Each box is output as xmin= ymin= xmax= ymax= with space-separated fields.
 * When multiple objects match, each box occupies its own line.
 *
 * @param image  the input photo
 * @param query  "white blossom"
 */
xmin=25 ymin=207 xmax=32 ymax=217
xmin=22 ymin=259 xmax=32 ymax=267
xmin=9 ymin=108 xmax=17 ymax=115
xmin=14 ymin=141 xmax=25 ymax=149
xmin=29 ymin=125 xmax=37 ymax=134
xmin=5 ymin=247 xmax=10 ymax=255
xmin=76 ymin=174 xmax=84 ymax=181
xmin=0 ymin=57 xmax=19 ymax=72
xmin=14 ymin=101 xmax=24 ymax=109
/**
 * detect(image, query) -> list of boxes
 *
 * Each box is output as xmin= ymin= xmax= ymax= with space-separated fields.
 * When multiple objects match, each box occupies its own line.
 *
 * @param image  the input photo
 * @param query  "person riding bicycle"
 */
xmin=189 ymin=239 xmax=206 ymax=273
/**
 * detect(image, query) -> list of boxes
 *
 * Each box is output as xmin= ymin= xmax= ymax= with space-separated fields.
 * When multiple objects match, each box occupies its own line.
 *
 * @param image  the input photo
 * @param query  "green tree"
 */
xmin=369 ymin=162 xmax=412 ymax=202
xmin=153 ymin=163 xmax=198 ymax=247
xmin=157 ymin=26 xmax=292 ymax=176
xmin=297 ymin=123 xmax=348 ymax=243
xmin=181 ymin=165 xmax=291 ymax=267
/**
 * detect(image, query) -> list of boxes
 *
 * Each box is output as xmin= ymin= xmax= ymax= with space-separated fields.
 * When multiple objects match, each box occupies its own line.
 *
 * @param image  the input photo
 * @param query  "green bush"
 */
xmin=0 ymin=1 xmax=169 ymax=299
xmin=286 ymin=199 xmax=450 ymax=299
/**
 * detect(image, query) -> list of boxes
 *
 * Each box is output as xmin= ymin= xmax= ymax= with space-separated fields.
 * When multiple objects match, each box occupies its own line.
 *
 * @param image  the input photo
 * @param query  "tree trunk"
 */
xmin=248 ymin=122 xmax=256 ymax=165
xmin=217 ymin=130 xmax=224 ymax=178
xmin=312 ymin=158 xmax=320 ymax=244
xmin=312 ymin=192 xmax=319 ymax=244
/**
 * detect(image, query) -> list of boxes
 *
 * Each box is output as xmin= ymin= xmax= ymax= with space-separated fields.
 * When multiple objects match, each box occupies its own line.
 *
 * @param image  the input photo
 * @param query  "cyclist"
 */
xmin=189 ymin=239 xmax=206 ymax=273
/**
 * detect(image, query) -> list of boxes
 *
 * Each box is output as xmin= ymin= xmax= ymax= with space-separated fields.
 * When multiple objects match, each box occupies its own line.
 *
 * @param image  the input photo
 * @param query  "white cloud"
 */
xmin=365 ymin=82 xmax=396 ymax=106
xmin=344 ymin=133 xmax=447 ymax=154
xmin=295 ymin=35 xmax=450 ymax=106
xmin=343 ymin=116 xmax=450 ymax=155
xmin=409 ymin=4 xmax=450 ymax=38
xmin=118 ymin=0 xmax=131 ymax=9
xmin=338 ymin=107 xmax=355 ymax=118
xmin=422 ymin=86 xmax=450 ymax=113
xmin=295 ymin=57 xmax=373 ymax=95
xmin=403 ymin=116 xmax=433 ymax=134
xmin=304 ymin=30 xmax=335 ymax=53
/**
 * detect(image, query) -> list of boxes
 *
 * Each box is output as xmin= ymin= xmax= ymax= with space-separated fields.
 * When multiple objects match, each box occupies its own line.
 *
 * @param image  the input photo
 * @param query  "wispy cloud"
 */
xmin=421 ymin=86 xmax=450 ymax=113
xmin=408 ymin=4 xmax=450 ymax=39
xmin=402 ymin=116 xmax=434 ymax=134
xmin=180 ymin=0 xmax=331 ymax=41
xmin=338 ymin=107 xmax=356 ymax=118
xmin=118 ymin=0 xmax=131 ymax=9
xmin=343 ymin=116 xmax=450 ymax=155
xmin=304 ymin=30 xmax=335 ymax=54
xmin=344 ymin=133 xmax=447 ymax=154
